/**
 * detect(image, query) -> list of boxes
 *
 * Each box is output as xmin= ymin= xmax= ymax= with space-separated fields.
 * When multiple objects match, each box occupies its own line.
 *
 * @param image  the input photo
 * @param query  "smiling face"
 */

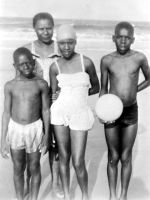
xmin=58 ymin=38 xmax=76 ymax=59
xmin=14 ymin=54 xmax=34 ymax=78
xmin=34 ymin=18 xmax=54 ymax=44
xmin=113 ymin=26 xmax=135 ymax=55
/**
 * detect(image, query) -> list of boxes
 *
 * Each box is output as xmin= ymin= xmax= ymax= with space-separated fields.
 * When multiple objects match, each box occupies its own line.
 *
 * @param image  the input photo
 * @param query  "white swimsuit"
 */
xmin=31 ymin=41 xmax=60 ymax=85
xmin=51 ymin=54 xmax=94 ymax=131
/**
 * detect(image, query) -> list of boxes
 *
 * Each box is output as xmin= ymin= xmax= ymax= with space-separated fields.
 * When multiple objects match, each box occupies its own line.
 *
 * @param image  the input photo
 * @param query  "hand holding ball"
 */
xmin=95 ymin=94 xmax=123 ymax=123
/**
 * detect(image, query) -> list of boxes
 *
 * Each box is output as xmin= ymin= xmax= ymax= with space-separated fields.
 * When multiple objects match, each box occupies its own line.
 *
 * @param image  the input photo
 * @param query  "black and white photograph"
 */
xmin=0 ymin=0 xmax=150 ymax=200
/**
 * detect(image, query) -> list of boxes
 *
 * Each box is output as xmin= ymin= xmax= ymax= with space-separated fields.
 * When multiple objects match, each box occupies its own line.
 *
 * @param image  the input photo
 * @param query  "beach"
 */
xmin=0 ymin=18 xmax=150 ymax=199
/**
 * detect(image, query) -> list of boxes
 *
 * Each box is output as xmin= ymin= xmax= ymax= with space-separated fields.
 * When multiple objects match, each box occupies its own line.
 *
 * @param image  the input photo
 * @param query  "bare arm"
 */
xmin=40 ymin=80 xmax=50 ymax=153
xmin=138 ymin=53 xmax=150 ymax=92
xmin=84 ymin=57 xmax=99 ymax=95
xmin=99 ymin=56 xmax=109 ymax=96
xmin=49 ymin=63 xmax=59 ymax=103
xmin=1 ymin=82 xmax=12 ymax=158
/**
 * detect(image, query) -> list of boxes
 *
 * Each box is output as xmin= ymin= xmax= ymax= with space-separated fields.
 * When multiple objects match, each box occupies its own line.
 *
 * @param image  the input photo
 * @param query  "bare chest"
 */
xmin=109 ymin=58 xmax=140 ymax=76
xmin=12 ymin=82 xmax=40 ymax=100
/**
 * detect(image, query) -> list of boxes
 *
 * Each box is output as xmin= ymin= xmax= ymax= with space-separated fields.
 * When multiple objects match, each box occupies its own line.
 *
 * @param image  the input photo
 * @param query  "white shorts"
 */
xmin=51 ymin=105 xmax=94 ymax=131
xmin=7 ymin=118 xmax=43 ymax=153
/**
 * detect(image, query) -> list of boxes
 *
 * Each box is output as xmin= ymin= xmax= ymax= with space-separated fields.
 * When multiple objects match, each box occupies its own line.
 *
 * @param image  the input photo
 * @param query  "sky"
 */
xmin=0 ymin=0 xmax=150 ymax=21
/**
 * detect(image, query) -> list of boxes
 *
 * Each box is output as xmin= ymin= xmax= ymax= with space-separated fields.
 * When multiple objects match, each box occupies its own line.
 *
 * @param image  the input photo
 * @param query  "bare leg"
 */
xmin=27 ymin=151 xmax=41 ymax=200
xmin=11 ymin=149 xmax=26 ymax=200
xmin=49 ymin=149 xmax=64 ymax=198
xmin=24 ymin=164 xmax=31 ymax=197
xmin=71 ymin=130 xmax=88 ymax=200
xmin=49 ymin=127 xmax=64 ymax=198
xmin=49 ymin=149 xmax=59 ymax=188
xmin=54 ymin=125 xmax=71 ymax=200
xmin=105 ymin=126 xmax=120 ymax=200
xmin=120 ymin=123 xmax=138 ymax=200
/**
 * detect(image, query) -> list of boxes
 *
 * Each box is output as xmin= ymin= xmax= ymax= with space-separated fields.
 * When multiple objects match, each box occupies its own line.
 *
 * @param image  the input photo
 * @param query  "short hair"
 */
xmin=13 ymin=47 xmax=33 ymax=63
xmin=33 ymin=12 xmax=54 ymax=27
xmin=115 ymin=21 xmax=134 ymax=36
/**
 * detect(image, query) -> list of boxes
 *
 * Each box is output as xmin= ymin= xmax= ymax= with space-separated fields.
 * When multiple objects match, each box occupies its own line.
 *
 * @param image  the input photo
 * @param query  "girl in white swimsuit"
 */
xmin=50 ymin=24 xmax=99 ymax=200
xmin=51 ymin=54 xmax=94 ymax=130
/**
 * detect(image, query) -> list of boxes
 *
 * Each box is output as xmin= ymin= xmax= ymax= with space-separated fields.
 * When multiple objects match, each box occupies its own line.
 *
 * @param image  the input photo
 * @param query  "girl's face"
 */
xmin=57 ymin=39 xmax=76 ymax=59
xmin=34 ymin=19 xmax=54 ymax=44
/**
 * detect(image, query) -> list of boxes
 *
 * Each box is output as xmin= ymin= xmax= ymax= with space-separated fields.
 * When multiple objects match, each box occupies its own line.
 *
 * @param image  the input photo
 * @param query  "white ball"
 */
xmin=95 ymin=94 xmax=123 ymax=122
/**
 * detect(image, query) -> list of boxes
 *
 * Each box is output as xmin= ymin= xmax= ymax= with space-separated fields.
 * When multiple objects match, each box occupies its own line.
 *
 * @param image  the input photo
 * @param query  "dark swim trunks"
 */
xmin=105 ymin=102 xmax=138 ymax=128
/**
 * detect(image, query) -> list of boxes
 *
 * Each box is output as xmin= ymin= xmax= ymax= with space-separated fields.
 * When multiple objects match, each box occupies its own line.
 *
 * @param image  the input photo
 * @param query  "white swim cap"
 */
xmin=56 ymin=24 xmax=77 ymax=41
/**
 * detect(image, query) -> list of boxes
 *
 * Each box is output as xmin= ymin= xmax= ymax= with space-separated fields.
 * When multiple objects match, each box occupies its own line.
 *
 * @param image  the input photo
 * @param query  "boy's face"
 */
xmin=34 ymin=19 xmax=54 ymax=44
xmin=57 ymin=39 xmax=76 ymax=59
xmin=113 ymin=27 xmax=134 ymax=55
xmin=14 ymin=54 xmax=34 ymax=78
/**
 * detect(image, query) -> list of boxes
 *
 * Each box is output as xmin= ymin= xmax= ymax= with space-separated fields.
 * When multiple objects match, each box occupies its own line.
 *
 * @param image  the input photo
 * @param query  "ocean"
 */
xmin=1 ymin=17 xmax=150 ymax=44
xmin=1 ymin=17 xmax=150 ymax=67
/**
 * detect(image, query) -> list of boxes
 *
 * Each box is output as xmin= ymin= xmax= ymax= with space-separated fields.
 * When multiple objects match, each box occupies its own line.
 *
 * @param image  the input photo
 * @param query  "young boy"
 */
xmin=23 ymin=12 xmax=63 ymax=198
xmin=100 ymin=21 xmax=150 ymax=200
xmin=1 ymin=47 xmax=50 ymax=200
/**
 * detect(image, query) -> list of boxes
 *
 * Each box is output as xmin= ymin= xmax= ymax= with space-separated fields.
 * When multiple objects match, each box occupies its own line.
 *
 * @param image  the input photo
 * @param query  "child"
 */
xmin=23 ymin=12 xmax=62 ymax=198
xmin=100 ymin=21 xmax=150 ymax=200
xmin=1 ymin=47 xmax=50 ymax=200
xmin=50 ymin=24 xmax=99 ymax=200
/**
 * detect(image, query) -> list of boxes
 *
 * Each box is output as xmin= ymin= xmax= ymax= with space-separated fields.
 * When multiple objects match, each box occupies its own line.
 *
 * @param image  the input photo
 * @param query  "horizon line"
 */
xmin=0 ymin=16 xmax=150 ymax=23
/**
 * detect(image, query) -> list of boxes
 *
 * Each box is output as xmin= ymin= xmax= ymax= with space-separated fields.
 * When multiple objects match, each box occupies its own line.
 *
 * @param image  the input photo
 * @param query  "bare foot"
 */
xmin=82 ymin=195 xmax=89 ymax=200
xmin=52 ymin=185 xmax=64 ymax=199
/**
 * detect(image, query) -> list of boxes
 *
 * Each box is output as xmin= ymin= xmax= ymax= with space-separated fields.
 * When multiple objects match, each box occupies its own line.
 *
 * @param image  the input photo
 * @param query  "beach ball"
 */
xmin=95 ymin=94 xmax=123 ymax=122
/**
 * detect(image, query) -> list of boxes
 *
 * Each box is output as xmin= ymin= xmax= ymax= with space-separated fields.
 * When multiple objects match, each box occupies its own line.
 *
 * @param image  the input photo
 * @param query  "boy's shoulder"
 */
xmin=124 ymin=50 xmax=146 ymax=59
xmin=35 ymin=77 xmax=49 ymax=89
xmin=16 ymin=76 xmax=48 ymax=88
xmin=131 ymin=50 xmax=148 ymax=61
xmin=100 ymin=53 xmax=114 ymax=66
xmin=101 ymin=50 xmax=146 ymax=61
xmin=4 ymin=79 xmax=16 ymax=91
xmin=5 ymin=78 xmax=17 ymax=86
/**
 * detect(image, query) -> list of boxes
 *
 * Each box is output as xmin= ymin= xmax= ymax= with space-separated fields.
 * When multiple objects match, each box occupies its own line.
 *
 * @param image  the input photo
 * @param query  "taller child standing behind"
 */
xmin=24 ymin=12 xmax=62 ymax=197
xmin=100 ymin=21 xmax=150 ymax=200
